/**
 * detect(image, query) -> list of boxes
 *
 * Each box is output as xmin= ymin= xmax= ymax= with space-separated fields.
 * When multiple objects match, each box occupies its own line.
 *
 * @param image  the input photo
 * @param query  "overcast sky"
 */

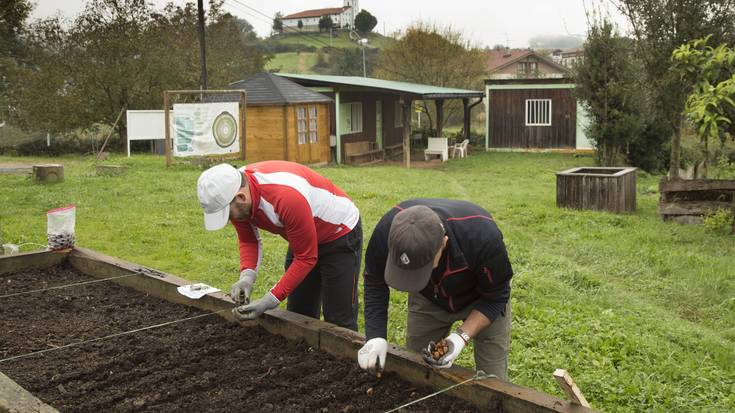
xmin=31 ymin=0 xmax=629 ymax=48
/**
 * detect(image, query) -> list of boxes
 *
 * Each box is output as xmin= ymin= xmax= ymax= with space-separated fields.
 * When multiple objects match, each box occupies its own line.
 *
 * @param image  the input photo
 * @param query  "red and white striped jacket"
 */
xmin=232 ymin=161 xmax=360 ymax=301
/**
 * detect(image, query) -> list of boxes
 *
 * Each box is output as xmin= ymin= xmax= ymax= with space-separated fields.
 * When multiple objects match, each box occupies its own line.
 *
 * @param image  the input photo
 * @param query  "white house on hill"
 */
xmin=282 ymin=0 xmax=359 ymax=32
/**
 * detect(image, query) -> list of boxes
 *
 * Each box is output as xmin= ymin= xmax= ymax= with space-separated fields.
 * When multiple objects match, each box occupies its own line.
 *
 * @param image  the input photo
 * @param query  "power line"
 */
xmin=223 ymin=0 xmax=336 ymax=50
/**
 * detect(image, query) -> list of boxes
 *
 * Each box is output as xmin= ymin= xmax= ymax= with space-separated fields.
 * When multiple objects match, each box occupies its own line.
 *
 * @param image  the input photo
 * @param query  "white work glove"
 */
xmin=422 ymin=333 xmax=466 ymax=369
xmin=230 ymin=269 xmax=257 ymax=305
xmin=232 ymin=291 xmax=280 ymax=321
xmin=358 ymin=337 xmax=387 ymax=374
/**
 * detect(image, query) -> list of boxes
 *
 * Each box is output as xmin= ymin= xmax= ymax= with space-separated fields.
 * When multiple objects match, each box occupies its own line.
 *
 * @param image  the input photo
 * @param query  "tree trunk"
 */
xmin=669 ymin=118 xmax=682 ymax=180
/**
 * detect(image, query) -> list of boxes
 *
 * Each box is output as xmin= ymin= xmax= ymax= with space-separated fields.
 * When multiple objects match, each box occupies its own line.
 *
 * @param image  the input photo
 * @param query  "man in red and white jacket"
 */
xmin=197 ymin=161 xmax=362 ymax=330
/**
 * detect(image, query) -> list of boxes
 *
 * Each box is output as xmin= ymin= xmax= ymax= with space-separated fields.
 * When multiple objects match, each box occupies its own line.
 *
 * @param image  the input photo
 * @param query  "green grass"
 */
xmin=1 ymin=152 xmax=733 ymax=412
xmin=270 ymin=31 xmax=392 ymax=50
xmin=265 ymin=52 xmax=319 ymax=73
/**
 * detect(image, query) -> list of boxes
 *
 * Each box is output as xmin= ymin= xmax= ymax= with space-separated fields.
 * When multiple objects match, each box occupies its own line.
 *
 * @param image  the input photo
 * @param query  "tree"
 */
xmin=354 ymin=10 xmax=377 ymax=34
xmin=672 ymin=37 xmax=735 ymax=177
xmin=272 ymin=12 xmax=283 ymax=34
xmin=615 ymin=0 xmax=735 ymax=176
xmin=574 ymin=18 xmax=645 ymax=166
xmin=7 ymin=0 xmax=268 ymax=148
xmin=374 ymin=23 xmax=486 ymax=130
xmin=312 ymin=47 xmax=379 ymax=76
xmin=0 ymin=0 xmax=33 ymax=120
xmin=319 ymin=15 xmax=334 ymax=32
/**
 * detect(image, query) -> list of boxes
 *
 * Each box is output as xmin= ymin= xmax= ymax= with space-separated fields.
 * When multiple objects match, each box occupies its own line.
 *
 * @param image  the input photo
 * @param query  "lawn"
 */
xmin=265 ymin=51 xmax=319 ymax=73
xmin=1 ymin=152 xmax=733 ymax=412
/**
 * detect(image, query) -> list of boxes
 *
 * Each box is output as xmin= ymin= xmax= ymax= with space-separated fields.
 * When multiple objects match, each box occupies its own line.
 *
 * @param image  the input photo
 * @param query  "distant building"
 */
xmin=485 ymin=48 xmax=571 ymax=80
xmin=560 ymin=47 xmax=584 ymax=68
xmin=282 ymin=0 xmax=359 ymax=32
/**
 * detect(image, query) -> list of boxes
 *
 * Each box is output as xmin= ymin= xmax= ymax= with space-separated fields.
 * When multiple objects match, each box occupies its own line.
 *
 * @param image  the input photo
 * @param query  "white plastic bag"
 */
xmin=47 ymin=205 xmax=76 ymax=250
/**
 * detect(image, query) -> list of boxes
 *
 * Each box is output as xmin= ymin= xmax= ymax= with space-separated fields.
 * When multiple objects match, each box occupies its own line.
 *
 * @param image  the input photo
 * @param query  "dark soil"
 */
xmin=0 ymin=264 xmax=485 ymax=412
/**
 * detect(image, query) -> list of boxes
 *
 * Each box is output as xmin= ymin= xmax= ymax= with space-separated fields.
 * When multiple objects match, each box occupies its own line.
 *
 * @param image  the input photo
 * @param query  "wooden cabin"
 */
xmin=277 ymin=73 xmax=484 ymax=166
xmin=229 ymin=73 xmax=333 ymax=165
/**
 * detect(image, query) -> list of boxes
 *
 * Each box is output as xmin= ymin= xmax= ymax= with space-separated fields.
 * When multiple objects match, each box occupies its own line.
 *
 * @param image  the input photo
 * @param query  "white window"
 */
xmin=394 ymin=101 xmax=403 ymax=127
xmin=525 ymin=99 xmax=552 ymax=126
xmin=308 ymin=105 xmax=318 ymax=143
xmin=341 ymin=102 xmax=363 ymax=134
xmin=518 ymin=61 xmax=538 ymax=75
xmin=297 ymin=106 xmax=307 ymax=144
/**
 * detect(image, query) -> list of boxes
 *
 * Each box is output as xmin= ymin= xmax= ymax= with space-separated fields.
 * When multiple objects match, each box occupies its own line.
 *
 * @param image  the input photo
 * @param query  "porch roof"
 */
xmin=276 ymin=73 xmax=484 ymax=99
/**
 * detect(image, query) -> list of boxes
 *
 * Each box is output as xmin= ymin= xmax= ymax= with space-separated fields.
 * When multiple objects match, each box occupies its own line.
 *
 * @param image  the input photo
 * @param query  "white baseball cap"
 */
xmin=197 ymin=163 xmax=242 ymax=231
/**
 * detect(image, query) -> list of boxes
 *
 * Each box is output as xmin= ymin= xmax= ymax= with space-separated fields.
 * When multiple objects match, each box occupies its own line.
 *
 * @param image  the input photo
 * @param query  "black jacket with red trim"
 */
xmin=363 ymin=198 xmax=513 ymax=340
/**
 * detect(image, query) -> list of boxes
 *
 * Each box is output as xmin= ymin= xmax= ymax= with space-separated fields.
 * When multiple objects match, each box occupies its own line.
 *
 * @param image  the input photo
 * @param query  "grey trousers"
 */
xmin=406 ymin=292 xmax=511 ymax=380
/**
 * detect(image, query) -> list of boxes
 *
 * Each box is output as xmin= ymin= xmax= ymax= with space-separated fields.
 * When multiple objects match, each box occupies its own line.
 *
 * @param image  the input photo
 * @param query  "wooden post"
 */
xmin=402 ymin=97 xmax=412 ymax=168
xmin=553 ymin=369 xmax=590 ymax=407
xmin=164 ymin=91 xmax=172 ymax=167
xmin=239 ymin=91 xmax=246 ymax=161
xmin=462 ymin=98 xmax=470 ymax=140
xmin=33 ymin=164 xmax=64 ymax=182
xmin=436 ymin=98 xmax=445 ymax=137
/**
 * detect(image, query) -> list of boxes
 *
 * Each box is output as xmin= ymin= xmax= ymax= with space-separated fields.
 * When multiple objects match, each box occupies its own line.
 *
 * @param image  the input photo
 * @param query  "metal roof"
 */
xmin=227 ymin=72 xmax=332 ymax=106
xmin=277 ymin=73 xmax=484 ymax=99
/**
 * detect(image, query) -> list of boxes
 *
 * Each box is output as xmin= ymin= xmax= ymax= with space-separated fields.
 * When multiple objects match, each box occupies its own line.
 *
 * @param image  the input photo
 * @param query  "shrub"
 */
xmin=703 ymin=208 xmax=734 ymax=234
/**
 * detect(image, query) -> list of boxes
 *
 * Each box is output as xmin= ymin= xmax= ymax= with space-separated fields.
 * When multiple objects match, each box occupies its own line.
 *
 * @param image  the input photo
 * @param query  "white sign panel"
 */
xmin=173 ymin=102 xmax=240 ymax=157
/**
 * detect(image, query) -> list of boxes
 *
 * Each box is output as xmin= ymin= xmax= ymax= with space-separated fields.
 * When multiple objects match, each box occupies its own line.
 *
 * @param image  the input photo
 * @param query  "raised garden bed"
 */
xmin=0 ymin=264 xmax=478 ymax=412
xmin=658 ymin=178 xmax=735 ymax=224
xmin=556 ymin=167 xmax=637 ymax=213
xmin=0 ymin=249 xmax=597 ymax=413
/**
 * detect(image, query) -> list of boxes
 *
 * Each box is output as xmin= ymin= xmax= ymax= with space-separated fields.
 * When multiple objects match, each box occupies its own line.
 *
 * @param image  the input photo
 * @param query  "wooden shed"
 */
xmin=485 ymin=78 xmax=593 ymax=151
xmin=229 ymin=73 xmax=333 ymax=165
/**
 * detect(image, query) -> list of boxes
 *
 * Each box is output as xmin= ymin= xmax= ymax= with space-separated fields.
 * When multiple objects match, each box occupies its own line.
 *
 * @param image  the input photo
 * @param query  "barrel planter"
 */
xmin=556 ymin=167 xmax=637 ymax=213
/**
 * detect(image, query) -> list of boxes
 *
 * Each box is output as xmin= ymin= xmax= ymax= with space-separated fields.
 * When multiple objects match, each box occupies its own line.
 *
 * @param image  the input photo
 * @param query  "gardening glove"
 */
xmin=358 ymin=337 xmax=387 ymax=374
xmin=230 ymin=269 xmax=257 ymax=305
xmin=232 ymin=291 xmax=280 ymax=321
xmin=421 ymin=333 xmax=466 ymax=369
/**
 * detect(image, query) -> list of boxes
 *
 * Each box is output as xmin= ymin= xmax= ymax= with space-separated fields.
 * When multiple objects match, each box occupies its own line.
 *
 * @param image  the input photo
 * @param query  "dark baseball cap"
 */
xmin=385 ymin=205 xmax=446 ymax=292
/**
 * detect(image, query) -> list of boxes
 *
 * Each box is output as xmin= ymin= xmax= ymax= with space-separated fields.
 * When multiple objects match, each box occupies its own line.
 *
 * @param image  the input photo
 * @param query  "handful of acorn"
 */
xmin=430 ymin=339 xmax=450 ymax=361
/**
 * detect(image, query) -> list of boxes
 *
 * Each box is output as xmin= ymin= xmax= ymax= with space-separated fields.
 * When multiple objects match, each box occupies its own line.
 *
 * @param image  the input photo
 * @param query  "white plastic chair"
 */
xmin=451 ymin=139 xmax=469 ymax=158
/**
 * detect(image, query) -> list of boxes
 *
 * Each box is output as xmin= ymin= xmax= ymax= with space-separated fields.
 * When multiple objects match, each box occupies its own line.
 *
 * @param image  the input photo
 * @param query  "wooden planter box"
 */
xmin=658 ymin=178 xmax=735 ymax=224
xmin=556 ymin=167 xmax=637 ymax=213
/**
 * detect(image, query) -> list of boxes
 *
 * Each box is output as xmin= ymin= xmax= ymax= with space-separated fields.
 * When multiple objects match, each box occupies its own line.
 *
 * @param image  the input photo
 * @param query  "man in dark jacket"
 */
xmin=357 ymin=199 xmax=512 ymax=379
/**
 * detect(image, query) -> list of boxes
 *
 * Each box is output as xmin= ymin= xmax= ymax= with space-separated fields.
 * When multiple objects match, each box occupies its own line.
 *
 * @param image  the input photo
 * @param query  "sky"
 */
xmin=30 ymin=0 xmax=630 ymax=48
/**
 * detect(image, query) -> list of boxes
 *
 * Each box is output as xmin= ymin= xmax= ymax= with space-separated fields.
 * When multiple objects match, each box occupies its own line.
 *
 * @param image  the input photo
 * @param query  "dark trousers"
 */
xmin=285 ymin=220 xmax=362 ymax=331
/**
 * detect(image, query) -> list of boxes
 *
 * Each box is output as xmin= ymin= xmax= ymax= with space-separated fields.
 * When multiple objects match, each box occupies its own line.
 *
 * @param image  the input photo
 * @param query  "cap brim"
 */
xmin=384 ymin=250 xmax=434 ymax=292
xmin=203 ymin=204 xmax=230 ymax=231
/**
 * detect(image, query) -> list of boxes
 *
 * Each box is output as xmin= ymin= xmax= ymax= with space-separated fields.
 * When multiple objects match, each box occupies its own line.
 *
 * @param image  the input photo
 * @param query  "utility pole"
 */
xmin=197 ymin=0 xmax=208 ymax=91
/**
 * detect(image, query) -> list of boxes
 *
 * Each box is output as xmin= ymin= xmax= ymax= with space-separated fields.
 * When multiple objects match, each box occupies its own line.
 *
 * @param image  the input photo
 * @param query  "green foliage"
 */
xmin=6 ymin=0 xmax=268 ymax=144
xmin=703 ymin=208 xmax=734 ymax=234
xmin=0 ymin=0 xmax=32 ymax=57
xmin=616 ymin=0 xmax=735 ymax=173
xmin=354 ymin=9 xmax=377 ymax=34
xmin=375 ymin=23 xmax=485 ymax=90
xmin=2 ymin=152 xmax=734 ymax=412
xmin=672 ymin=37 xmax=735 ymax=148
xmin=318 ymin=15 xmax=334 ymax=32
xmin=311 ymin=47 xmax=379 ymax=76
xmin=272 ymin=12 xmax=283 ymax=33
xmin=573 ymin=18 xmax=645 ymax=167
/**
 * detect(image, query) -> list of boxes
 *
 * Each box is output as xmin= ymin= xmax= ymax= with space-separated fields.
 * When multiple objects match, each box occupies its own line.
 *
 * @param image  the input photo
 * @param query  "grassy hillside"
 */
xmin=1 ymin=152 xmax=733 ymax=412
xmin=265 ymin=30 xmax=391 ymax=74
